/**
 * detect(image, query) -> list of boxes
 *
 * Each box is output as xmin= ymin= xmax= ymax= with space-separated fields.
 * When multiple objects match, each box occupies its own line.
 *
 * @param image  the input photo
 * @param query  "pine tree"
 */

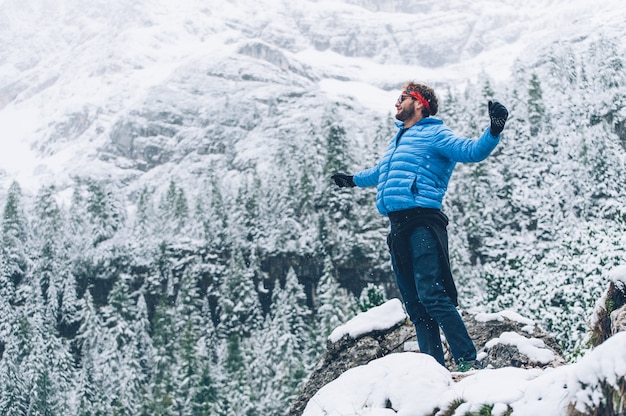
xmin=527 ymin=73 xmax=546 ymax=136
xmin=189 ymin=363 xmax=222 ymax=415
xmin=134 ymin=185 xmax=157 ymax=238
xmin=315 ymin=255 xmax=356 ymax=346
xmin=216 ymin=247 xmax=262 ymax=338
xmin=190 ymin=297 xmax=224 ymax=415
xmin=141 ymin=288 xmax=182 ymax=415
xmin=218 ymin=333 xmax=256 ymax=415
xmin=1 ymin=181 xmax=28 ymax=292
xmin=157 ymin=179 xmax=188 ymax=238
xmin=169 ymin=270 xmax=207 ymax=415
xmin=6 ymin=270 xmax=75 ymax=416
xmin=0 ymin=356 xmax=29 ymax=415
xmin=94 ymin=275 xmax=150 ymax=415
xmin=296 ymin=168 xmax=315 ymax=219
xmin=318 ymin=116 xmax=364 ymax=263
xmin=357 ymin=283 xmax=387 ymax=312
xmin=84 ymin=179 xmax=126 ymax=246
xmin=174 ymin=188 xmax=189 ymax=234
xmin=30 ymin=185 xmax=79 ymax=338
xmin=66 ymin=178 xmax=92 ymax=258
xmin=193 ymin=174 xmax=230 ymax=254
xmin=231 ymin=171 xmax=267 ymax=250
xmin=250 ymin=268 xmax=312 ymax=414
xmin=75 ymin=292 xmax=112 ymax=415
xmin=27 ymin=328 xmax=75 ymax=416
xmin=323 ymin=117 xmax=352 ymax=177
xmin=479 ymin=72 xmax=496 ymax=100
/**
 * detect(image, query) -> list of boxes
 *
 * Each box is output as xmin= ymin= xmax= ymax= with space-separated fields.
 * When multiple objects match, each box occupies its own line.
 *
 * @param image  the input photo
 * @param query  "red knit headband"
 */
xmin=405 ymin=89 xmax=431 ymax=113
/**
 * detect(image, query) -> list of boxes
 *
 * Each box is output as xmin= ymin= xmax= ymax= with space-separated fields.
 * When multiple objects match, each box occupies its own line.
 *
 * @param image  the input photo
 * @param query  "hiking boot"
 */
xmin=456 ymin=359 xmax=483 ymax=372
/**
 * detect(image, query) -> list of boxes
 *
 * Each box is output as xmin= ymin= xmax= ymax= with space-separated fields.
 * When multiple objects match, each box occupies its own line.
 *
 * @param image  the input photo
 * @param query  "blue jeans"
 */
xmin=390 ymin=226 xmax=476 ymax=366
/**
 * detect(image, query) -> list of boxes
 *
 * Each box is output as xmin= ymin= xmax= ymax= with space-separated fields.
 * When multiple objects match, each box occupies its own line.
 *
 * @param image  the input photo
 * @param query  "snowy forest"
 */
xmin=2 ymin=26 xmax=626 ymax=416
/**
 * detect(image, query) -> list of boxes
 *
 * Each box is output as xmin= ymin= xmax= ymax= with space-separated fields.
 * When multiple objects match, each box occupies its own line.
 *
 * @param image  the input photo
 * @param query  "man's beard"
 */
xmin=395 ymin=105 xmax=415 ymax=122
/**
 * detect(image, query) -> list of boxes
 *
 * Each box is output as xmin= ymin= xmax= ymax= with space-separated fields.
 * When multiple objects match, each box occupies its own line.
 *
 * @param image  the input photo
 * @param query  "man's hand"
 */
xmin=331 ymin=173 xmax=355 ymax=188
xmin=488 ymin=101 xmax=508 ymax=136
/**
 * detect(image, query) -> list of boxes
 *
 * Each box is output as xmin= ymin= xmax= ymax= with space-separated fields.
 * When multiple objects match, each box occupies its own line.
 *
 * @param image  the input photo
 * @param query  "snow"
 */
xmin=319 ymin=78 xmax=397 ymax=116
xmin=609 ymin=265 xmax=626 ymax=286
xmin=305 ymin=353 xmax=452 ymax=416
xmin=475 ymin=310 xmax=535 ymax=333
xmin=484 ymin=332 xmax=555 ymax=364
xmin=305 ymin=297 xmax=626 ymax=416
xmin=0 ymin=105 xmax=45 ymax=190
xmin=328 ymin=298 xmax=406 ymax=343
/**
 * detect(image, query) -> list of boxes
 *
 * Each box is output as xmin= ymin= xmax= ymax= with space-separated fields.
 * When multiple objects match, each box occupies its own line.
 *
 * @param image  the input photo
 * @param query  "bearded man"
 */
xmin=331 ymin=82 xmax=508 ymax=371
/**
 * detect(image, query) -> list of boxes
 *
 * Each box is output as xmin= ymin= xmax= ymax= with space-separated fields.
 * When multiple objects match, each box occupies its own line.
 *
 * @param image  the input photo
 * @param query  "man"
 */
xmin=331 ymin=82 xmax=508 ymax=371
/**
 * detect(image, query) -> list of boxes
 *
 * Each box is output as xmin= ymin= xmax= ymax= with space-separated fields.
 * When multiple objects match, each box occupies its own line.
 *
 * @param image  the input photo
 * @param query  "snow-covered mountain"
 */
xmin=2 ymin=0 xmax=626 ymax=199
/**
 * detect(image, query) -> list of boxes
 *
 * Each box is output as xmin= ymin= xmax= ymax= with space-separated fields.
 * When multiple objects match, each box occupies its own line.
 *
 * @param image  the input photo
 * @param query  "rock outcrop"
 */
xmin=291 ymin=274 xmax=626 ymax=416
xmin=289 ymin=303 xmax=565 ymax=416
xmin=465 ymin=310 xmax=566 ymax=370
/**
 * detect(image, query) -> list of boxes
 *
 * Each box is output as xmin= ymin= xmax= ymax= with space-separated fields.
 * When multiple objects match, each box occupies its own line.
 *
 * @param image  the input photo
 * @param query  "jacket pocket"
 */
xmin=410 ymin=175 xmax=419 ymax=195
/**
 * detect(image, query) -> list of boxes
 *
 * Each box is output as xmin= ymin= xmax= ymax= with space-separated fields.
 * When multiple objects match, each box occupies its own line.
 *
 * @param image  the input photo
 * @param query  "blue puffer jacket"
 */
xmin=354 ymin=117 xmax=500 ymax=216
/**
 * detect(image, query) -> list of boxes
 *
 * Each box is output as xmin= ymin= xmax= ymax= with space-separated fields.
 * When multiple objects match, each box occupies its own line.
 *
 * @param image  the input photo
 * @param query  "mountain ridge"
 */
xmin=3 ymin=0 xmax=626 ymax=198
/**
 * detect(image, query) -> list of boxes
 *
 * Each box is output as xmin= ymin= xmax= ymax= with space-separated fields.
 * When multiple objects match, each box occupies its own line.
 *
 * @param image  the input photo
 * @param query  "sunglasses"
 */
xmin=396 ymin=94 xmax=414 ymax=105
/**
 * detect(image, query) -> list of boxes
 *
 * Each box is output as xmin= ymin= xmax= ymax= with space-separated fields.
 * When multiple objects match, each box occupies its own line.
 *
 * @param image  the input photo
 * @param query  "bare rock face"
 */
xmin=611 ymin=304 xmax=626 ymax=335
xmin=289 ymin=305 xmax=565 ymax=416
xmin=589 ymin=279 xmax=626 ymax=346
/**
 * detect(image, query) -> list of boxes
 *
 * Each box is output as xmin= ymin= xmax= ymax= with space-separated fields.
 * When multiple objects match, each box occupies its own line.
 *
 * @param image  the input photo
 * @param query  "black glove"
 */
xmin=488 ymin=100 xmax=508 ymax=136
xmin=331 ymin=173 xmax=355 ymax=188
